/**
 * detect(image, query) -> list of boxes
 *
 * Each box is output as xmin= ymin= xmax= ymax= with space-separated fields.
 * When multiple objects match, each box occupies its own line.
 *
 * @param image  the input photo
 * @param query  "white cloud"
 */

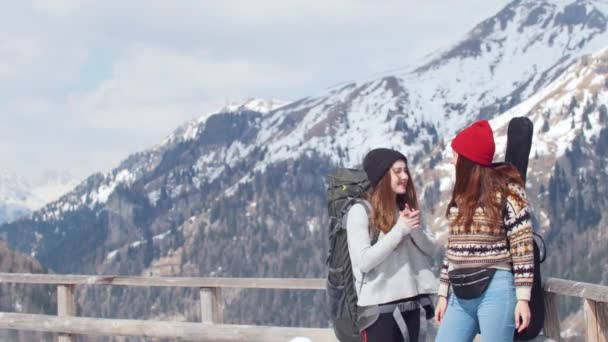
xmin=68 ymin=44 xmax=316 ymax=131
xmin=29 ymin=0 xmax=82 ymax=16
xmin=0 ymin=35 xmax=42 ymax=80
xmin=0 ymin=0 xmax=509 ymax=181
xmin=0 ymin=33 xmax=86 ymax=94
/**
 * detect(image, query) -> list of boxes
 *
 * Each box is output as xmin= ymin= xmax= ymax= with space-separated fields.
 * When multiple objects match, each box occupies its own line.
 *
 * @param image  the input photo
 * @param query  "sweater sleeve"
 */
xmin=346 ymin=204 xmax=411 ymax=273
xmin=505 ymin=184 xmax=535 ymax=301
xmin=438 ymin=254 xmax=450 ymax=298
xmin=410 ymin=224 xmax=438 ymax=257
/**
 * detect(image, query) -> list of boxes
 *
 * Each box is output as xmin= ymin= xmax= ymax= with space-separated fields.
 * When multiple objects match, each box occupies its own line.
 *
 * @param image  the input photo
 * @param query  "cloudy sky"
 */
xmin=1 ymin=0 xmax=508 ymax=182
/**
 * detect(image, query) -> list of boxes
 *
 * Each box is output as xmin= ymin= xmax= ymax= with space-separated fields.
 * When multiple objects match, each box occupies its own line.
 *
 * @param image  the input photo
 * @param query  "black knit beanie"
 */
xmin=363 ymin=148 xmax=408 ymax=188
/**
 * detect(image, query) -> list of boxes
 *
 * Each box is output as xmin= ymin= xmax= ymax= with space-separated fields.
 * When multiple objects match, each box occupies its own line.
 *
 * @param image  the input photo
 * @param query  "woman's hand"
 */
xmin=401 ymin=205 xmax=420 ymax=230
xmin=400 ymin=212 xmax=420 ymax=231
xmin=515 ymin=300 xmax=531 ymax=333
xmin=434 ymin=296 xmax=448 ymax=326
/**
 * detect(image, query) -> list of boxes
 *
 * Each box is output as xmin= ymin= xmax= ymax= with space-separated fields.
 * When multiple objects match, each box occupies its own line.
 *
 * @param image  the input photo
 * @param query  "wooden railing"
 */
xmin=542 ymin=278 xmax=608 ymax=342
xmin=0 ymin=273 xmax=333 ymax=342
xmin=0 ymin=273 xmax=607 ymax=341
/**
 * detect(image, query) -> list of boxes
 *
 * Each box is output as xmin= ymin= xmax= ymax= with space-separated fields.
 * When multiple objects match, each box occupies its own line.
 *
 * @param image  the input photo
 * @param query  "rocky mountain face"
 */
xmin=0 ymin=0 xmax=607 ymax=340
xmin=0 ymin=240 xmax=54 ymax=341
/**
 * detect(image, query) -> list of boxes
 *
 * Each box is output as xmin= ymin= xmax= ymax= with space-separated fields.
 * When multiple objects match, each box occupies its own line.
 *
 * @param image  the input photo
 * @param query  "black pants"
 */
xmin=362 ymin=308 xmax=420 ymax=342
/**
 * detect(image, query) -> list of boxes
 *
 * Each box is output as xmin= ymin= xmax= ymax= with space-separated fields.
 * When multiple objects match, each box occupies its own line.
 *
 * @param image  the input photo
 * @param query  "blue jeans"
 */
xmin=435 ymin=270 xmax=517 ymax=342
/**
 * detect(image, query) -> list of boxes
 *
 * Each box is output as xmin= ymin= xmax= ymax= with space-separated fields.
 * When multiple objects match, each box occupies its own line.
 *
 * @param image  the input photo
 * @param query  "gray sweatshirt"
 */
xmin=346 ymin=203 xmax=439 ymax=306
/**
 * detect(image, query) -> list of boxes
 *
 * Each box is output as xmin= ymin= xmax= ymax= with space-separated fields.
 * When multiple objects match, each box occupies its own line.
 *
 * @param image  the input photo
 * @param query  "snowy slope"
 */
xmin=162 ymin=98 xmax=287 ymax=147
xmin=411 ymin=0 xmax=608 ymax=130
xmin=491 ymin=47 xmax=608 ymax=161
xmin=415 ymin=45 xmax=608 ymax=239
xmin=257 ymin=0 xmax=608 ymax=169
xmin=33 ymin=98 xmax=286 ymax=221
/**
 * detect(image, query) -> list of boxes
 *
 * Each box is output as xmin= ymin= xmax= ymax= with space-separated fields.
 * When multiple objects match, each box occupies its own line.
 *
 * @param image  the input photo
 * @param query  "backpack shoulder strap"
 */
xmin=355 ymin=198 xmax=379 ymax=245
xmin=341 ymin=198 xmax=370 ymax=227
xmin=355 ymin=198 xmax=372 ymax=215
xmin=342 ymin=198 xmax=378 ymax=244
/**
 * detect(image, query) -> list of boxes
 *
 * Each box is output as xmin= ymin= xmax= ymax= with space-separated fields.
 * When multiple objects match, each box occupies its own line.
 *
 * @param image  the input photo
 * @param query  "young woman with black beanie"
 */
xmin=346 ymin=148 xmax=438 ymax=341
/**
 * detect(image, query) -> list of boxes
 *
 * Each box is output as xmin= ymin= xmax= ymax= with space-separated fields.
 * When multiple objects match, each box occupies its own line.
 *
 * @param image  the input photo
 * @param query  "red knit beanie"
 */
xmin=451 ymin=120 xmax=495 ymax=166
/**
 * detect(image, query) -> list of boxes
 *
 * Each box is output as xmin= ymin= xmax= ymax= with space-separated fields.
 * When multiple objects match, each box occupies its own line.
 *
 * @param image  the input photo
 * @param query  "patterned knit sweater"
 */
xmin=438 ymin=183 xmax=534 ymax=301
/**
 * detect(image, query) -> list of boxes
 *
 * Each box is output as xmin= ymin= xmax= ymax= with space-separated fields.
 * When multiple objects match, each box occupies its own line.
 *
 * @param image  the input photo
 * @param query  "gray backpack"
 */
xmin=326 ymin=168 xmax=375 ymax=341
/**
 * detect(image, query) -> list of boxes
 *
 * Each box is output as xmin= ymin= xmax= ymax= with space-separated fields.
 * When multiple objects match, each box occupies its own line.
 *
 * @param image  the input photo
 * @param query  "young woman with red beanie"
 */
xmin=434 ymin=120 xmax=534 ymax=341
xmin=347 ymin=148 xmax=438 ymax=341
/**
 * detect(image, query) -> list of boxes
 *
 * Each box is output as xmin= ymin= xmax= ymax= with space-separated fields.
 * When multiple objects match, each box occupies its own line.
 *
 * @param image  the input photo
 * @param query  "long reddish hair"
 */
xmin=446 ymin=156 xmax=524 ymax=232
xmin=366 ymin=167 xmax=418 ymax=235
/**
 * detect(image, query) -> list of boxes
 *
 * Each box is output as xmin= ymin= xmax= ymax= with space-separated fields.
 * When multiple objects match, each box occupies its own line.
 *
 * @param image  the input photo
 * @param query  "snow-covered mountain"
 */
xmin=25 ymin=0 xmax=608 ymax=224
xmin=410 ymin=0 xmax=608 ymax=127
xmin=253 ymin=0 xmax=608 ymax=169
xmin=0 ymin=0 xmax=607 ymax=332
xmin=417 ymin=45 xmax=608 ymax=233
xmin=0 ymin=173 xmax=31 ymax=224
xmin=0 ymin=171 xmax=79 ymax=223
xmin=219 ymin=98 xmax=288 ymax=114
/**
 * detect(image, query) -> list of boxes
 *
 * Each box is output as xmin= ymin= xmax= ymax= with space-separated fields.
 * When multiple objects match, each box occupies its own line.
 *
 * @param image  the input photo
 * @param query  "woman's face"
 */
xmin=390 ymin=160 xmax=409 ymax=194
xmin=451 ymin=150 xmax=459 ymax=166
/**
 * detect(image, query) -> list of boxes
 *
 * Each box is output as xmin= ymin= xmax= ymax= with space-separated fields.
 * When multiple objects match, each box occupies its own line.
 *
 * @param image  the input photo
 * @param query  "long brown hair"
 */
xmin=446 ymin=156 xmax=524 ymax=232
xmin=366 ymin=166 xmax=418 ymax=235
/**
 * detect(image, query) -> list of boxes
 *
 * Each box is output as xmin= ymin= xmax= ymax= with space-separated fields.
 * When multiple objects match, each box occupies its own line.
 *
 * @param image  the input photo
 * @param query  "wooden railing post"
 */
xmin=585 ymin=299 xmax=599 ymax=342
xmin=57 ymin=284 xmax=76 ymax=342
xmin=200 ymin=287 xmax=223 ymax=324
xmin=544 ymin=292 xmax=561 ymax=341
xmin=597 ymin=302 xmax=608 ymax=342
xmin=584 ymin=299 xmax=608 ymax=342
